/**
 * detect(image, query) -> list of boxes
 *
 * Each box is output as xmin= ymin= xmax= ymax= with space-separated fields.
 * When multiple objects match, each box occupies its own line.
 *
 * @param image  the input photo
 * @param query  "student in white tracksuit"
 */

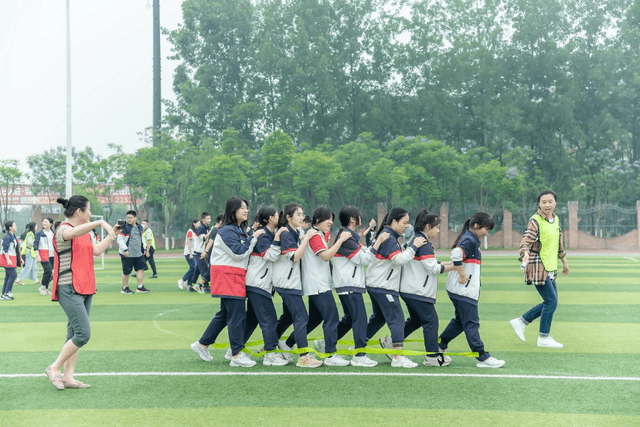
xmin=331 ymin=206 xmax=388 ymax=367
xmin=284 ymin=206 xmax=352 ymax=367
xmin=243 ymin=206 xmax=289 ymax=366
xmin=272 ymin=203 xmax=323 ymax=368
xmin=365 ymin=207 xmax=427 ymax=368
xmin=439 ymin=212 xmax=506 ymax=369
xmin=399 ymin=209 xmax=454 ymax=367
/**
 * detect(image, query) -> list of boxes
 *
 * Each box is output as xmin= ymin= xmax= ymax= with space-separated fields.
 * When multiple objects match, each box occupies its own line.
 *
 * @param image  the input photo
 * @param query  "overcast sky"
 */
xmin=0 ymin=0 xmax=184 ymax=175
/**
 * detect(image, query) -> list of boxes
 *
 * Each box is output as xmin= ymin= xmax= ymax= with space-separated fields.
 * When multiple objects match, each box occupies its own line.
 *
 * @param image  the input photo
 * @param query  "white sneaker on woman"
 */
xmin=476 ymin=356 xmax=506 ymax=368
xmin=230 ymin=352 xmax=256 ymax=367
xmin=351 ymin=355 xmax=378 ymax=367
xmin=537 ymin=336 xmax=563 ymax=348
xmin=263 ymin=352 xmax=289 ymax=366
xmin=510 ymin=318 xmax=526 ymax=342
xmin=324 ymin=354 xmax=350 ymax=367
xmin=391 ymin=355 xmax=418 ymax=368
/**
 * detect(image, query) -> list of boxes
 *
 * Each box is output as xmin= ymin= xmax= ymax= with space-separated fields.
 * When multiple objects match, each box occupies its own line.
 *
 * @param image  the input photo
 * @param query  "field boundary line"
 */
xmin=2 ymin=371 xmax=639 ymax=382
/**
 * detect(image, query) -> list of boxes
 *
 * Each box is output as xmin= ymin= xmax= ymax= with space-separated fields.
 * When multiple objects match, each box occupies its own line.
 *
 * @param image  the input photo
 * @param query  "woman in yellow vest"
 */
xmin=15 ymin=222 xmax=39 ymax=285
xmin=510 ymin=190 xmax=569 ymax=348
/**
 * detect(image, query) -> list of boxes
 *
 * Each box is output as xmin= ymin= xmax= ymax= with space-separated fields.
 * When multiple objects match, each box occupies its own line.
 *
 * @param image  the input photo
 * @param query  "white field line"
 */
xmin=3 ymin=371 xmax=640 ymax=381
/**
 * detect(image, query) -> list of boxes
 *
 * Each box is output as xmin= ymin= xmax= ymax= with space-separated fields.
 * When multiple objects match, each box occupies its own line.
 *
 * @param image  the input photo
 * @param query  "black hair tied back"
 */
xmin=57 ymin=197 xmax=70 ymax=209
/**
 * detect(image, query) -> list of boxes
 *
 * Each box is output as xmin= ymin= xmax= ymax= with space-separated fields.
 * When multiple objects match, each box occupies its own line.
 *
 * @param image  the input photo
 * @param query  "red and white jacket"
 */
xmin=209 ymin=224 xmax=258 ymax=299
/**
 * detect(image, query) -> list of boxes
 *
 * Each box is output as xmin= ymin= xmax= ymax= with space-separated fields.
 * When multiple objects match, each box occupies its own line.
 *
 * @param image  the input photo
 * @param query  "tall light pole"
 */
xmin=153 ymin=0 xmax=161 ymax=146
xmin=65 ymin=0 xmax=73 ymax=197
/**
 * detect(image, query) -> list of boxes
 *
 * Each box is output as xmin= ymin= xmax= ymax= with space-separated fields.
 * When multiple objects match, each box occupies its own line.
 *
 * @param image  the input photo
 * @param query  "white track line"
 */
xmin=2 ymin=371 xmax=639 ymax=381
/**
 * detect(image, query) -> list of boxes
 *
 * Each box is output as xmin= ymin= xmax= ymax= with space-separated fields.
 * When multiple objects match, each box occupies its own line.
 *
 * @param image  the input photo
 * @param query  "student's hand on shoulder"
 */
xmin=254 ymin=228 xmax=266 ymax=238
xmin=275 ymin=227 xmax=287 ymax=239
xmin=376 ymin=232 xmax=390 ymax=244
xmin=412 ymin=236 xmax=427 ymax=248
xmin=305 ymin=229 xmax=318 ymax=239
xmin=337 ymin=231 xmax=350 ymax=242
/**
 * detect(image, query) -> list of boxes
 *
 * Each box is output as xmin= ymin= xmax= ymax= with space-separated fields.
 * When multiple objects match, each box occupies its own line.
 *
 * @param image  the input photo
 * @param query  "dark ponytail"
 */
xmin=3 ymin=221 xmax=14 ymax=234
xmin=414 ymin=208 xmax=440 ymax=232
xmin=257 ymin=206 xmax=278 ymax=226
xmin=57 ymin=196 xmax=89 ymax=218
xmin=452 ymin=212 xmax=494 ymax=248
xmin=375 ymin=207 xmax=408 ymax=238
xmin=278 ymin=203 xmax=302 ymax=228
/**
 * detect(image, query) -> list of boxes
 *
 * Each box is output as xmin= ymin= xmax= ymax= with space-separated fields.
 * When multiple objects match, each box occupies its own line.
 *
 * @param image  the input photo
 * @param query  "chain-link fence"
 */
xmin=578 ymin=204 xmax=637 ymax=238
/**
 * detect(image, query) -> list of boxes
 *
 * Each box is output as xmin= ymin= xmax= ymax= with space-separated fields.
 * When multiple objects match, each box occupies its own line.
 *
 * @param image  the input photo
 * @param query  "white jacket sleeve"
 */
xmin=348 ymin=247 xmax=376 ymax=266
xmin=420 ymin=257 xmax=442 ymax=276
xmin=264 ymin=244 xmax=281 ymax=262
xmin=219 ymin=236 xmax=259 ymax=261
xmin=116 ymin=234 xmax=128 ymax=252
xmin=390 ymin=246 xmax=416 ymax=265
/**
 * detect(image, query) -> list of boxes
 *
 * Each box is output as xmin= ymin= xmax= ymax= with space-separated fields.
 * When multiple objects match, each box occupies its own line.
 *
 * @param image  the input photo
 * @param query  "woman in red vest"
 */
xmin=45 ymin=196 xmax=119 ymax=390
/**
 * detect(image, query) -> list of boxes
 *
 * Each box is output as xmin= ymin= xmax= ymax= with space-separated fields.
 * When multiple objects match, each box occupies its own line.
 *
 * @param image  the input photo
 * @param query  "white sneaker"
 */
xmin=296 ymin=353 xmax=323 ymax=368
xmin=351 ymin=355 xmax=378 ymax=367
xmin=379 ymin=336 xmax=393 ymax=360
xmin=190 ymin=341 xmax=213 ymax=361
xmin=391 ymin=355 xmax=418 ymax=368
xmin=38 ymin=286 xmax=47 ymax=296
xmin=230 ymin=351 xmax=256 ymax=367
xmin=476 ymin=356 xmax=506 ymax=368
xmin=263 ymin=351 xmax=289 ymax=366
xmin=177 ymin=279 xmax=185 ymax=290
xmin=324 ymin=354 xmax=350 ymax=367
xmin=423 ymin=354 xmax=451 ymax=367
xmin=537 ymin=336 xmax=563 ymax=348
xmin=194 ymin=284 xmax=205 ymax=294
xmin=278 ymin=340 xmax=294 ymax=362
xmin=224 ymin=347 xmax=233 ymax=361
xmin=510 ymin=318 xmax=526 ymax=342
xmin=313 ymin=339 xmax=325 ymax=354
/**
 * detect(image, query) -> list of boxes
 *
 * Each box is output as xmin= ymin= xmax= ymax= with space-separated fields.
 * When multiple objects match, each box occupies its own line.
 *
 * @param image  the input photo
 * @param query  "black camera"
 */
xmin=117 ymin=220 xmax=126 ymax=228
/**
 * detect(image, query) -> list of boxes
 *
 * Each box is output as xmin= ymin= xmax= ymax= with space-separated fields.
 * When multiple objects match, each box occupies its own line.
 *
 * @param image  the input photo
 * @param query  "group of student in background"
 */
xmin=187 ymin=196 xmax=507 ymax=369
xmin=2 ymin=218 xmax=59 ymax=300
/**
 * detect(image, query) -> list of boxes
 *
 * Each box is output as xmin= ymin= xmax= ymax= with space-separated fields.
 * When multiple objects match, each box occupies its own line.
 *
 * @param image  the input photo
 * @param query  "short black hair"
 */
xmin=537 ymin=190 xmax=558 ymax=203
xmin=303 ymin=215 xmax=312 ymax=224
xmin=127 ymin=210 xmax=137 ymax=217
xmin=216 ymin=214 xmax=224 ymax=223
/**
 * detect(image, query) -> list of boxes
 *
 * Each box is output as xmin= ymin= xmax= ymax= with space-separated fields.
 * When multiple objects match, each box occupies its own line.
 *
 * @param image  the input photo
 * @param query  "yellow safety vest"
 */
xmin=532 ymin=213 xmax=560 ymax=272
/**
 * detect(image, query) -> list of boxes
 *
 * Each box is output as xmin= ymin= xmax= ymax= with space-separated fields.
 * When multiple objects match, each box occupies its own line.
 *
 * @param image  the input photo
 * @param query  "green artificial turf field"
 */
xmin=1 ymin=254 xmax=639 ymax=426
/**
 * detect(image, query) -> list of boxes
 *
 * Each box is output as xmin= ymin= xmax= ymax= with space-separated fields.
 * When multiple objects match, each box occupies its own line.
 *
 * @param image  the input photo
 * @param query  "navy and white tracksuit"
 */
xmin=243 ymin=228 xmax=281 ymax=351
xmin=365 ymin=226 xmax=418 ymax=345
xmin=439 ymin=229 xmax=490 ymax=361
xmin=399 ymin=232 xmax=446 ymax=353
xmin=273 ymin=224 xmax=310 ymax=349
xmin=283 ymin=228 xmax=340 ymax=354
xmin=1 ymin=232 xmax=18 ymax=295
xmin=333 ymin=228 xmax=378 ymax=351
xmin=191 ymin=223 xmax=211 ymax=284
xmin=198 ymin=224 xmax=257 ymax=356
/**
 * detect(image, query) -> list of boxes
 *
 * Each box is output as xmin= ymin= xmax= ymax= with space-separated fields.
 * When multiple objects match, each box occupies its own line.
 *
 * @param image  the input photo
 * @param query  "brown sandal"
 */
xmin=62 ymin=379 xmax=91 ymax=389
xmin=45 ymin=366 xmax=64 ymax=390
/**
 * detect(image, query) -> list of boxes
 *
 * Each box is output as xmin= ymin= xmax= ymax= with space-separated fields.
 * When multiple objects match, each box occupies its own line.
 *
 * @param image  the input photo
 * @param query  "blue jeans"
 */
xmin=182 ymin=255 xmax=196 ymax=284
xmin=18 ymin=253 xmax=38 ymax=281
xmin=522 ymin=276 xmax=558 ymax=336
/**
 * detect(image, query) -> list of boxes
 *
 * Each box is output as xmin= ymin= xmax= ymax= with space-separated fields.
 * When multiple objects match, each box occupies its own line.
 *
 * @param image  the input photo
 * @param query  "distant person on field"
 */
xmin=34 ymin=217 xmax=55 ymax=296
xmin=178 ymin=219 xmax=200 ymax=291
xmin=190 ymin=212 xmax=213 ymax=294
xmin=15 ymin=222 xmax=39 ymax=285
xmin=45 ymin=196 xmax=120 ymax=390
xmin=142 ymin=220 xmax=157 ymax=278
xmin=1 ymin=221 xmax=19 ymax=300
xmin=510 ymin=190 xmax=569 ymax=349
xmin=117 ymin=210 xmax=149 ymax=294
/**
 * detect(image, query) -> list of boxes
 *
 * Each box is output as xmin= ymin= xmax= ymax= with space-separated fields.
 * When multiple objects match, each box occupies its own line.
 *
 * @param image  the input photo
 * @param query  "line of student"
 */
xmin=190 ymin=197 xmax=506 ymax=369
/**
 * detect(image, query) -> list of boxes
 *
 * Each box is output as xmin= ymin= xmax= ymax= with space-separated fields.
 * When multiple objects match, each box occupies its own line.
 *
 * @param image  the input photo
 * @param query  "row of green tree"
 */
xmin=2 ymin=123 xmax=637 ymax=238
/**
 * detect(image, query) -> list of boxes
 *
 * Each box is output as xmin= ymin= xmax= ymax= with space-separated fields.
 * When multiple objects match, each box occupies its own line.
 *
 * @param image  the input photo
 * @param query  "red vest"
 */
xmin=52 ymin=222 xmax=96 ymax=301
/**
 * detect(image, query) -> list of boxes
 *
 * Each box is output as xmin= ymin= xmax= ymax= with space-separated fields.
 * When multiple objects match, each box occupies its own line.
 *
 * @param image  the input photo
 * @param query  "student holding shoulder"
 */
xmin=399 ymin=209 xmax=454 ymax=367
xmin=438 ymin=212 xmax=505 ymax=368
xmin=366 ymin=207 xmax=426 ymax=368
xmin=273 ymin=203 xmax=323 ymax=368
xmin=281 ymin=207 xmax=352 ymax=367
xmin=242 ymin=206 xmax=289 ymax=366
xmin=191 ymin=197 xmax=264 ymax=368
xmin=329 ymin=206 xmax=388 ymax=367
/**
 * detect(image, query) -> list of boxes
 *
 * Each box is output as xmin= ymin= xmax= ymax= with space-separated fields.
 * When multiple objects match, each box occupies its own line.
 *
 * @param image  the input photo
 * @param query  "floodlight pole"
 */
xmin=152 ymin=0 xmax=161 ymax=146
xmin=65 ymin=0 xmax=73 ymax=198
